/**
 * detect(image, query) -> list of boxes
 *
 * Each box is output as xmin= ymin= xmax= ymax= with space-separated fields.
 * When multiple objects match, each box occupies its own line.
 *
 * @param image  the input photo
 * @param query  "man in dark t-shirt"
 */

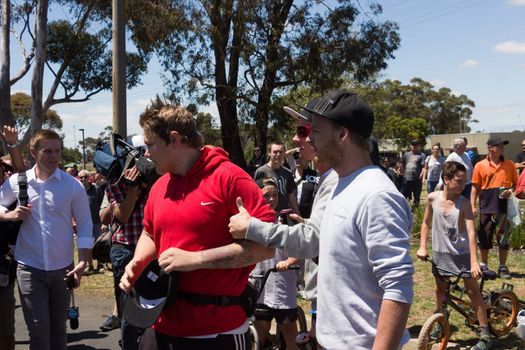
xmin=254 ymin=141 xmax=299 ymax=214
xmin=401 ymin=139 xmax=426 ymax=209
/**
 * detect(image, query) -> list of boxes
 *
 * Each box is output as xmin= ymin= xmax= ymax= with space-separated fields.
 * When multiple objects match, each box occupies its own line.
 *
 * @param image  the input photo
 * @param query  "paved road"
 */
xmin=12 ymin=286 xmax=429 ymax=349
xmin=14 ymin=289 xmax=120 ymax=350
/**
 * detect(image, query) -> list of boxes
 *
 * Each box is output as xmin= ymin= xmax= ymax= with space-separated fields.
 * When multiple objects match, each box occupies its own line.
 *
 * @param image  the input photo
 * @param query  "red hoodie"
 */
xmin=143 ymin=146 xmax=275 ymax=336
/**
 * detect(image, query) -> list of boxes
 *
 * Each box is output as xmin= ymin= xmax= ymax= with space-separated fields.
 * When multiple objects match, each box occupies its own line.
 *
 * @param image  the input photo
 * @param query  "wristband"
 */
xmin=6 ymin=142 xmax=19 ymax=148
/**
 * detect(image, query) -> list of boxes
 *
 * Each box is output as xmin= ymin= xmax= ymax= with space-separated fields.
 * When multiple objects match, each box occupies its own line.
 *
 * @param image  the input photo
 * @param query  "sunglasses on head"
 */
xmin=296 ymin=125 xmax=311 ymax=138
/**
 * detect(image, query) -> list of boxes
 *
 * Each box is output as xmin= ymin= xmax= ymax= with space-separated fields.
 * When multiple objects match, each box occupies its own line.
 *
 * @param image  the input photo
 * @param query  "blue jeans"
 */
xmin=110 ymin=244 xmax=141 ymax=350
xmin=427 ymin=180 xmax=439 ymax=193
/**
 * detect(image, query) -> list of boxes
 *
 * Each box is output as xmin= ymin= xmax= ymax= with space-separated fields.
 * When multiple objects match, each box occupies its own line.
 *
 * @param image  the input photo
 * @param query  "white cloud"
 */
xmin=506 ymin=0 xmax=525 ymax=5
xmin=429 ymin=79 xmax=446 ymax=87
xmin=493 ymin=41 xmax=525 ymax=54
xmin=461 ymin=59 xmax=479 ymax=68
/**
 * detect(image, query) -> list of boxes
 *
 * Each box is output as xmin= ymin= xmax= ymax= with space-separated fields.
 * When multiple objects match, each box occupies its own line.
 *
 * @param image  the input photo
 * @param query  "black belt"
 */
xmin=177 ymin=290 xmax=245 ymax=307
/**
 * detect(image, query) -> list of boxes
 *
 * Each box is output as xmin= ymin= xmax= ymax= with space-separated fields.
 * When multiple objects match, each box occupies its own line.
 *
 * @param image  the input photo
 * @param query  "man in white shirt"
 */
xmin=445 ymin=138 xmax=473 ymax=198
xmin=0 ymin=129 xmax=92 ymax=350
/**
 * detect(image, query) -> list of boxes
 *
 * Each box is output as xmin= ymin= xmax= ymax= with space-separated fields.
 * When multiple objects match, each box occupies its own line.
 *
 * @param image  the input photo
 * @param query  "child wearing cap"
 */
xmin=251 ymin=177 xmax=300 ymax=350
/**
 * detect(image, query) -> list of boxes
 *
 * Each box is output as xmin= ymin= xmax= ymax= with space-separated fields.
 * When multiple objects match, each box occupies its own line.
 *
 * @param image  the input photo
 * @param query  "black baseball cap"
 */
xmin=302 ymin=90 xmax=374 ymax=138
xmin=283 ymin=98 xmax=320 ymax=121
xmin=487 ymin=137 xmax=509 ymax=147
xmin=123 ymin=259 xmax=178 ymax=328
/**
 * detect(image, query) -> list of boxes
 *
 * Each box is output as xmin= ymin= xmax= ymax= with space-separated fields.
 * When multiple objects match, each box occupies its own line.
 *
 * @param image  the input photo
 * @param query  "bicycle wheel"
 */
xmin=250 ymin=324 xmax=262 ymax=350
xmin=488 ymin=291 xmax=519 ymax=337
xmin=416 ymin=313 xmax=450 ymax=350
xmin=296 ymin=306 xmax=308 ymax=332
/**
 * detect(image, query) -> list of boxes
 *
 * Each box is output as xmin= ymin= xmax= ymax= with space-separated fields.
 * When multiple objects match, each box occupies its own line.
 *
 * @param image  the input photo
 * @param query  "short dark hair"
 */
xmin=267 ymin=141 xmax=285 ymax=154
xmin=256 ymin=176 xmax=277 ymax=189
xmin=442 ymin=161 xmax=466 ymax=181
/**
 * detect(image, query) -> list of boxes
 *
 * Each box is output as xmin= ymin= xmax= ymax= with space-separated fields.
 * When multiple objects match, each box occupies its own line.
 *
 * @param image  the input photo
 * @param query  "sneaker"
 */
xmin=100 ymin=315 xmax=120 ymax=332
xmin=498 ymin=265 xmax=511 ymax=279
xmin=471 ymin=335 xmax=493 ymax=350
xmin=480 ymin=265 xmax=498 ymax=280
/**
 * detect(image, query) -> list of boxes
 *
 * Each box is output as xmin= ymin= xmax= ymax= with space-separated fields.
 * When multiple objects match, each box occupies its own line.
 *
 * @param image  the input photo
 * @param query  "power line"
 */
xmin=397 ymin=0 xmax=492 ymax=30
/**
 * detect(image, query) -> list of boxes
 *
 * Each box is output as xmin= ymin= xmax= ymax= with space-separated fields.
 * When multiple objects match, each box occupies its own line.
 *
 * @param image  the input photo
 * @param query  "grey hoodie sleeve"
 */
xmin=245 ymin=170 xmax=338 ymax=258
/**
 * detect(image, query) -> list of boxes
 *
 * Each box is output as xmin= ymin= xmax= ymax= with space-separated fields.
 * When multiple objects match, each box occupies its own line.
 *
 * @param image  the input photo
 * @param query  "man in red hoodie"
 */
xmin=119 ymin=99 xmax=275 ymax=349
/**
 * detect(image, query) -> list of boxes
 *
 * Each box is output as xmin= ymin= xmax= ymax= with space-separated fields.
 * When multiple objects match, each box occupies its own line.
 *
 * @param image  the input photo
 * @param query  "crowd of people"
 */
xmin=1 ymin=90 xmax=525 ymax=350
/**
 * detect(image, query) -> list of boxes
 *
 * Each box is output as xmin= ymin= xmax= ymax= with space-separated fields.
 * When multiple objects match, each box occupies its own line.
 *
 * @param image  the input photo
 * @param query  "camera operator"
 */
xmin=105 ymin=136 xmax=159 ymax=350
xmin=0 ymin=129 xmax=92 ymax=350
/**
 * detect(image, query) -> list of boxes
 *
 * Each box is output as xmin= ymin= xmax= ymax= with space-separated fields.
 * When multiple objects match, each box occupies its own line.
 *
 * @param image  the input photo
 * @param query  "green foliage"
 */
xmin=61 ymin=146 xmax=82 ymax=165
xmin=195 ymin=112 xmax=222 ymax=147
xmin=11 ymin=92 xmax=62 ymax=132
xmin=45 ymin=19 xmax=148 ymax=103
xmin=509 ymin=220 xmax=525 ymax=250
xmin=411 ymin=206 xmax=425 ymax=239
xmin=135 ymin=0 xmax=401 ymax=166
xmin=385 ymin=115 xmax=428 ymax=149
xmin=346 ymin=78 xmax=475 ymax=145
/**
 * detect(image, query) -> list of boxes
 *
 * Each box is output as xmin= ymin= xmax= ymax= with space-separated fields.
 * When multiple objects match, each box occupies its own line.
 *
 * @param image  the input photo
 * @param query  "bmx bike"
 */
xmin=249 ymin=265 xmax=314 ymax=350
xmin=417 ymin=257 xmax=519 ymax=350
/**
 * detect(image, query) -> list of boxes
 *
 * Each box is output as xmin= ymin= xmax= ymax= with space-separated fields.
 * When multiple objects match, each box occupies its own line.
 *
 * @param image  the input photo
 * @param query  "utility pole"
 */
xmin=112 ymin=0 xmax=126 ymax=136
xmin=78 ymin=128 xmax=86 ymax=170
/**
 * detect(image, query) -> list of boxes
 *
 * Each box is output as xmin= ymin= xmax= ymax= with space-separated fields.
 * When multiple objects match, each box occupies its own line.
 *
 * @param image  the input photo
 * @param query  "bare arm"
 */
xmin=463 ymin=200 xmax=481 ymax=278
xmin=288 ymin=191 xmax=300 ymax=215
xmin=515 ymin=162 xmax=525 ymax=170
xmin=1 ymin=126 xmax=26 ymax=172
xmin=100 ymin=206 xmax=112 ymax=225
xmin=112 ymin=167 xmax=140 ymax=224
xmin=158 ymin=240 xmax=275 ymax=273
xmin=372 ymin=300 xmax=411 ymax=350
xmin=421 ymin=166 xmax=427 ymax=182
xmin=120 ymin=231 xmax=157 ymax=293
xmin=470 ymin=184 xmax=480 ymax=216
xmin=416 ymin=195 xmax=434 ymax=259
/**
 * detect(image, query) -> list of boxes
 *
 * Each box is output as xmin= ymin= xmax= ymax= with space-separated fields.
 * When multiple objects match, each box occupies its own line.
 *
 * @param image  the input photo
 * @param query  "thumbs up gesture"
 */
xmin=228 ymin=197 xmax=252 ymax=239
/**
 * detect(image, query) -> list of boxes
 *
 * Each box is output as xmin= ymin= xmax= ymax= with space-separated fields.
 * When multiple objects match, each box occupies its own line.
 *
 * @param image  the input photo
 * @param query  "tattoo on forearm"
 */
xmin=200 ymin=242 xmax=256 ymax=268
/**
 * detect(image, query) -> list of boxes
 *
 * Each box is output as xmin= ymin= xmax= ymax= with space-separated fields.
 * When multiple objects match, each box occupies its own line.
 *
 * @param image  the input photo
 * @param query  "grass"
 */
xmin=77 ymin=191 xmax=525 ymax=348
xmin=408 ymin=243 xmax=525 ymax=349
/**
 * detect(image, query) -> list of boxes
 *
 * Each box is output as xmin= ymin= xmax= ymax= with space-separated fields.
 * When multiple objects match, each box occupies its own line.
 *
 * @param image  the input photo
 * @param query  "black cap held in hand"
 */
xmin=303 ymin=90 xmax=374 ymax=138
xmin=123 ymin=259 xmax=178 ymax=329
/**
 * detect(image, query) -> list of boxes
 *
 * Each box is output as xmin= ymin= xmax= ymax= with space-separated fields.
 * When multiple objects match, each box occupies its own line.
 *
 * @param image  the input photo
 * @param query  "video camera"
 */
xmin=93 ymin=133 xmax=158 ymax=187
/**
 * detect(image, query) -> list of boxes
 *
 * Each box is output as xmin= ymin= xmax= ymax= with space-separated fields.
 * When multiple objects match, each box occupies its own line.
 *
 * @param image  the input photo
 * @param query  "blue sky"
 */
xmin=9 ymin=0 xmax=525 ymax=148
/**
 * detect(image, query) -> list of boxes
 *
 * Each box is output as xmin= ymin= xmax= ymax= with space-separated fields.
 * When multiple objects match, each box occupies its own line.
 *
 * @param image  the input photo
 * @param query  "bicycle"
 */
xmin=249 ymin=264 xmax=313 ymax=350
xmin=417 ymin=257 xmax=519 ymax=350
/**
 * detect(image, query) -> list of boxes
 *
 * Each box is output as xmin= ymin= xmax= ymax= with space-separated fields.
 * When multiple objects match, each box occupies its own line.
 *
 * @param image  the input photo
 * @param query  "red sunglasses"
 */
xmin=296 ymin=125 xmax=311 ymax=138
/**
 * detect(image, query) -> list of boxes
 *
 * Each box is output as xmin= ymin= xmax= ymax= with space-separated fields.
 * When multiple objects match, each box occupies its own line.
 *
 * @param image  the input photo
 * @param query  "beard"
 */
xmin=315 ymin=138 xmax=342 ymax=167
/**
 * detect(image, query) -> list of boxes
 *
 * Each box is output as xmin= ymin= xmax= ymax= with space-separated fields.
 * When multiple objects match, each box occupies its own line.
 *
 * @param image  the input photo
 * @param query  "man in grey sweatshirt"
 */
xmin=229 ymin=90 xmax=414 ymax=350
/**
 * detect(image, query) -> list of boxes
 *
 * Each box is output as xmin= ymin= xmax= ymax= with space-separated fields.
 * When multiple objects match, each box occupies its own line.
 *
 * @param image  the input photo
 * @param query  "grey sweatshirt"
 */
xmin=246 ymin=170 xmax=338 ymax=302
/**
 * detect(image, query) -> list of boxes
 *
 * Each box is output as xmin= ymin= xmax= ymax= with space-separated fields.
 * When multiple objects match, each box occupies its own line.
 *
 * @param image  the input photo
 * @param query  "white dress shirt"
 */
xmin=0 ymin=166 xmax=93 ymax=271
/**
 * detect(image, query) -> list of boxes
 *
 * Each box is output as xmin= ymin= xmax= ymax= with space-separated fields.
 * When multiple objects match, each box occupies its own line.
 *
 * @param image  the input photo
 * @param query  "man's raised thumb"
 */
xmin=236 ymin=197 xmax=247 ymax=213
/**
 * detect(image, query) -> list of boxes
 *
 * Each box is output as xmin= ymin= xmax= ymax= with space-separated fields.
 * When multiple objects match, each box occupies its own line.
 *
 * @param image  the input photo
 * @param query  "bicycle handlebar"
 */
xmin=423 ymin=256 xmax=472 ymax=284
xmin=251 ymin=264 xmax=302 ymax=302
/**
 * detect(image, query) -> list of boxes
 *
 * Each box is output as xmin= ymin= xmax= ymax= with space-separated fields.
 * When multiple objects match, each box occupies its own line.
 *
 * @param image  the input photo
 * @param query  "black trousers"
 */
xmin=139 ymin=327 xmax=250 ymax=350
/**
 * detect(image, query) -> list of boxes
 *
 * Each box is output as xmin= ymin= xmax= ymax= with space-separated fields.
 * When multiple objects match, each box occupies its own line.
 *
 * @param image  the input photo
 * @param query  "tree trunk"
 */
xmin=0 ymin=0 xmax=11 ymax=129
xmin=253 ymin=0 xmax=293 ymax=154
xmin=210 ymin=0 xmax=246 ymax=169
xmin=28 ymin=0 xmax=48 ymax=142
